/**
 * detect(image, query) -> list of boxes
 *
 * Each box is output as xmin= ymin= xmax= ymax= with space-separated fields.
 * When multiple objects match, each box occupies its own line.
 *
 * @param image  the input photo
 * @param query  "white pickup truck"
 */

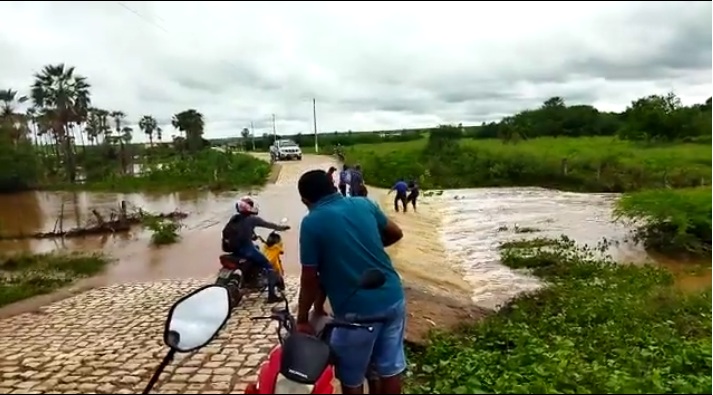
xmin=269 ymin=139 xmax=303 ymax=161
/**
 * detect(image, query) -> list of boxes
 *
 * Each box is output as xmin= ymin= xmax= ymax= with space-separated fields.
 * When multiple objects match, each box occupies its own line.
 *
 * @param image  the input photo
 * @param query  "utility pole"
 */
xmin=312 ymin=98 xmax=319 ymax=153
xmin=272 ymin=113 xmax=277 ymax=143
xmin=250 ymin=121 xmax=256 ymax=151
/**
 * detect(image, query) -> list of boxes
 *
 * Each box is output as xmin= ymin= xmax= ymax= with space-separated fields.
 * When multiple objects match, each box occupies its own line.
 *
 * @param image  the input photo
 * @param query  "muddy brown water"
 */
xmin=0 ymin=154 xmax=709 ymax=312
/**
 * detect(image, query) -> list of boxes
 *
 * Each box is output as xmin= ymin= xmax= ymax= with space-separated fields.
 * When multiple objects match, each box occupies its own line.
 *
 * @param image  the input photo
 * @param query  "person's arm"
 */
xmin=252 ymin=216 xmax=290 ymax=231
xmin=297 ymin=217 xmax=321 ymax=324
xmin=369 ymin=200 xmax=403 ymax=247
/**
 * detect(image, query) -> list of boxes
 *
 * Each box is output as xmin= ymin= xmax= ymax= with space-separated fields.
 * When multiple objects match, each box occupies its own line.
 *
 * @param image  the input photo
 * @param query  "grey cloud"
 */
xmin=0 ymin=1 xmax=709 ymax=141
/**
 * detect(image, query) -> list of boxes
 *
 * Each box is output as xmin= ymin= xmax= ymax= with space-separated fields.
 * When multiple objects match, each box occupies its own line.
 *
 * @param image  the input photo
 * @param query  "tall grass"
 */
xmin=345 ymin=137 xmax=711 ymax=192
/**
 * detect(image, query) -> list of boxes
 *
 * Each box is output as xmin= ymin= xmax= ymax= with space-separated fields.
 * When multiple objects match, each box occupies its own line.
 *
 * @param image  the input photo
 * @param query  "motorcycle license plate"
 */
xmin=218 ymin=268 xmax=232 ymax=279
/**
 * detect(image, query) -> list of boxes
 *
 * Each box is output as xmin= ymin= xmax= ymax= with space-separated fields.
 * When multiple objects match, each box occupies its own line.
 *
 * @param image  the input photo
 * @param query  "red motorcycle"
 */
xmin=244 ymin=269 xmax=386 ymax=394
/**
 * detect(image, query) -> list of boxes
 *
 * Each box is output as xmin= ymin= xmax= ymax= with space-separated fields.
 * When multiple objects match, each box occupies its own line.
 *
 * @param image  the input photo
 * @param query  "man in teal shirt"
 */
xmin=296 ymin=169 xmax=406 ymax=394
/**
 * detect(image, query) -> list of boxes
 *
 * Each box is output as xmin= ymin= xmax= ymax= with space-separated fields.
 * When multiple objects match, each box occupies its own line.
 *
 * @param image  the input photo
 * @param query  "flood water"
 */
xmin=0 ymin=154 xmax=709 ymax=310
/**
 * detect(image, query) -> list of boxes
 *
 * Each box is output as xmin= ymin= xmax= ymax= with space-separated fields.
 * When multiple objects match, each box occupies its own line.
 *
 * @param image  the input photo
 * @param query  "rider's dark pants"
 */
xmin=236 ymin=244 xmax=278 ymax=298
xmin=394 ymin=191 xmax=408 ymax=212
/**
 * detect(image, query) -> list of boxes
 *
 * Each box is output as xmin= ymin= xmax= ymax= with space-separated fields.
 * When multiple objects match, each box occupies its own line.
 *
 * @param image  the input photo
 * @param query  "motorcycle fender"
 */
xmin=253 ymin=345 xmax=334 ymax=394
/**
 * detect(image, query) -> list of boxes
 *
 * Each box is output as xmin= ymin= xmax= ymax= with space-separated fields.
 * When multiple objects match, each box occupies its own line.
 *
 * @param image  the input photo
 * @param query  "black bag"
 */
xmin=221 ymin=215 xmax=243 ymax=253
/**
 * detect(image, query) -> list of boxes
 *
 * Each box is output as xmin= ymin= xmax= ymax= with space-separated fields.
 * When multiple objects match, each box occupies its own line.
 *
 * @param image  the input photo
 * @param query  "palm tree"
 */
xmin=171 ymin=109 xmax=204 ymax=153
xmin=139 ymin=115 xmax=158 ymax=147
xmin=0 ymin=89 xmax=29 ymax=144
xmin=110 ymin=110 xmax=125 ymax=140
xmin=30 ymin=64 xmax=91 ymax=182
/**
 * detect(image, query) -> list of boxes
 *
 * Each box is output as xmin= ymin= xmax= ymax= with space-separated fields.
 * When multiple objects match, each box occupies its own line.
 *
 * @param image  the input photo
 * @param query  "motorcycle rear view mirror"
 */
xmin=142 ymin=284 xmax=231 ymax=394
xmin=164 ymin=284 xmax=231 ymax=352
xmin=359 ymin=268 xmax=386 ymax=290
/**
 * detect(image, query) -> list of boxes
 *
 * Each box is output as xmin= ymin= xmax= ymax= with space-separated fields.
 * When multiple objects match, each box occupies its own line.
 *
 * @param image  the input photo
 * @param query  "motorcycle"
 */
xmin=142 ymin=284 xmax=232 ymax=394
xmin=244 ymin=268 xmax=387 ymax=394
xmin=216 ymin=218 xmax=288 ymax=306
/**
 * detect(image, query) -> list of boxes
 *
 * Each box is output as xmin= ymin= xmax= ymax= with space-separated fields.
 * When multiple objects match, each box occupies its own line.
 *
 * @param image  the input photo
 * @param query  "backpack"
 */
xmin=221 ymin=214 xmax=243 ymax=252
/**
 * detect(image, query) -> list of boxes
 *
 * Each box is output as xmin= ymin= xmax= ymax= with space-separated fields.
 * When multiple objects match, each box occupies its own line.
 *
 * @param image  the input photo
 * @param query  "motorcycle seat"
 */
xmin=219 ymin=254 xmax=248 ymax=270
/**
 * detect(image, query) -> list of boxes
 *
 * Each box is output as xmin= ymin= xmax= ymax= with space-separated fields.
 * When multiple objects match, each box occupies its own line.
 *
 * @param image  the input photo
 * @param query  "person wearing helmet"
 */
xmin=221 ymin=196 xmax=290 ymax=303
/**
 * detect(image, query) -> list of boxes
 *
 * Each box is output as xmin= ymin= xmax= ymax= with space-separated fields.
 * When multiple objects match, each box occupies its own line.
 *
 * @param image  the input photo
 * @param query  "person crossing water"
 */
xmin=388 ymin=179 xmax=409 ymax=212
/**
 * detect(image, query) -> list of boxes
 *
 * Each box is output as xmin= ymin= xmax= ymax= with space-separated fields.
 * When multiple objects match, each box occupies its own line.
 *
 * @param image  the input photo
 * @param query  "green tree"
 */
xmin=171 ymin=109 xmax=204 ymax=153
xmin=139 ymin=115 xmax=159 ymax=147
xmin=30 ymin=64 xmax=91 ymax=182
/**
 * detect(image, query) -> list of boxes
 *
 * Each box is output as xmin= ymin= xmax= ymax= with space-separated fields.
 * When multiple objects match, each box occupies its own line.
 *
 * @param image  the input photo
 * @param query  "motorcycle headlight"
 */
xmin=274 ymin=373 xmax=315 ymax=394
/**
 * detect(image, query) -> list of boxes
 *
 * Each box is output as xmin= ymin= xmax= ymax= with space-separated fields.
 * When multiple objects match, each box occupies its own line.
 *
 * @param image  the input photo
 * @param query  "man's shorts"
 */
xmin=329 ymin=299 xmax=406 ymax=388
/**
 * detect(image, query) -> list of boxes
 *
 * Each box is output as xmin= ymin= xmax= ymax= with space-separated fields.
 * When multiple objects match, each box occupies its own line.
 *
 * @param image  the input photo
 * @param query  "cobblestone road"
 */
xmin=0 ymin=277 xmax=298 ymax=394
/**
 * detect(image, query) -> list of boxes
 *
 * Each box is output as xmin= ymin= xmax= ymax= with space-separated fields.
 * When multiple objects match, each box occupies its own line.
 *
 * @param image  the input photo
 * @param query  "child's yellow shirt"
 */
xmin=262 ymin=243 xmax=284 ymax=275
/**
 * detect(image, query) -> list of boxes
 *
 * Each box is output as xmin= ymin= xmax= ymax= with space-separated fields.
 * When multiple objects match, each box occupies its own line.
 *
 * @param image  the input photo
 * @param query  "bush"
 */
xmin=406 ymin=237 xmax=712 ymax=394
xmin=615 ymin=187 xmax=712 ymax=256
xmin=75 ymin=149 xmax=271 ymax=192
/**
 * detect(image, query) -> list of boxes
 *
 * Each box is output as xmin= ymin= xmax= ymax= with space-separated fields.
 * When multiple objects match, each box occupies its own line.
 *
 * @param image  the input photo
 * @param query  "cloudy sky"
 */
xmin=1 ymin=1 xmax=710 ymax=141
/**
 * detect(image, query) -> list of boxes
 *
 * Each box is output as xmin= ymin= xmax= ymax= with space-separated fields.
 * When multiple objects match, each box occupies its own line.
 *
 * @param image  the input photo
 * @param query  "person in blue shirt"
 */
xmin=296 ymin=169 xmax=406 ymax=395
xmin=349 ymin=164 xmax=366 ymax=197
xmin=338 ymin=164 xmax=350 ymax=196
xmin=388 ymin=178 xmax=409 ymax=212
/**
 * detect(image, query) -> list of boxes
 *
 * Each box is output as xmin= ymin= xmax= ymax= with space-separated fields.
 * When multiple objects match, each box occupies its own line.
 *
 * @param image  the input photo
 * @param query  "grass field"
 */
xmin=343 ymin=136 xmax=711 ymax=192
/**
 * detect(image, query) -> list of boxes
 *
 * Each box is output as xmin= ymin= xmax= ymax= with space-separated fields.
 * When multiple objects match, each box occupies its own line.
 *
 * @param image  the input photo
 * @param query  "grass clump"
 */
xmin=142 ymin=214 xmax=182 ymax=245
xmin=615 ymin=187 xmax=711 ymax=257
xmin=0 ymin=253 xmax=110 ymax=307
xmin=406 ymin=237 xmax=712 ymax=394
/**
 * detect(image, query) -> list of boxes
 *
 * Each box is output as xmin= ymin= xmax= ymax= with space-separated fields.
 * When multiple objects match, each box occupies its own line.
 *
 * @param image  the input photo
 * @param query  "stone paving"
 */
xmin=0 ymin=277 xmax=299 ymax=394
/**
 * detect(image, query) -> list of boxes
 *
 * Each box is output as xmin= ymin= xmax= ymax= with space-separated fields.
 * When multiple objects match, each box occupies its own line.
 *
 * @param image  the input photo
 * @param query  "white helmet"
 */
xmin=235 ymin=196 xmax=258 ymax=215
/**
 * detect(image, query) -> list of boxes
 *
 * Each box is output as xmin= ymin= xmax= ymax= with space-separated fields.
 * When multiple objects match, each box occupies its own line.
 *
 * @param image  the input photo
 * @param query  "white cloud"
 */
xmin=1 ymin=1 xmax=710 ymax=142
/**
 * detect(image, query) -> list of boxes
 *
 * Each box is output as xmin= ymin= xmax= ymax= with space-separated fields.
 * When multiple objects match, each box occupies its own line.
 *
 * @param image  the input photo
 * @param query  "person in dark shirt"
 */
xmin=221 ymin=197 xmax=290 ymax=303
xmin=388 ymin=179 xmax=409 ymax=212
xmin=327 ymin=166 xmax=338 ymax=192
xmin=406 ymin=180 xmax=420 ymax=212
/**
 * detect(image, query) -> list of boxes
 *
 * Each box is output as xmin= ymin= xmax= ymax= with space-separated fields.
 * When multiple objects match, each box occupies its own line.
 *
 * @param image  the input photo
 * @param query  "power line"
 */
xmin=115 ymin=2 xmax=169 ymax=34
xmin=114 ymin=2 xmax=290 ymax=135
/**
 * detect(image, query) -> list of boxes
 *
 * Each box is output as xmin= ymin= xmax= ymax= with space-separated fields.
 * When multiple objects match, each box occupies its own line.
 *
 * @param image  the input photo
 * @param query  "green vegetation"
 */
xmin=615 ymin=187 xmax=712 ymax=257
xmin=0 ymin=64 xmax=270 ymax=193
xmin=0 ymin=253 xmax=110 ymax=307
xmin=335 ymin=93 xmax=710 ymax=192
xmin=346 ymin=135 xmax=710 ymax=192
xmin=65 ymin=149 xmax=271 ymax=192
xmin=406 ymin=237 xmax=712 ymax=394
xmin=217 ymin=93 xmax=711 ymax=152
xmin=143 ymin=214 xmax=182 ymax=245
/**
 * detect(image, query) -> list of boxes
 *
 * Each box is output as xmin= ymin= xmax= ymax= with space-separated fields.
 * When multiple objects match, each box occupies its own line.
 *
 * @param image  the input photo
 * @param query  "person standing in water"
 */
xmin=388 ymin=179 xmax=409 ymax=212
xmin=349 ymin=164 xmax=365 ymax=197
xmin=406 ymin=180 xmax=419 ymax=212
xmin=338 ymin=164 xmax=350 ymax=196
xmin=327 ymin=166 xmax=338 ymax=191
